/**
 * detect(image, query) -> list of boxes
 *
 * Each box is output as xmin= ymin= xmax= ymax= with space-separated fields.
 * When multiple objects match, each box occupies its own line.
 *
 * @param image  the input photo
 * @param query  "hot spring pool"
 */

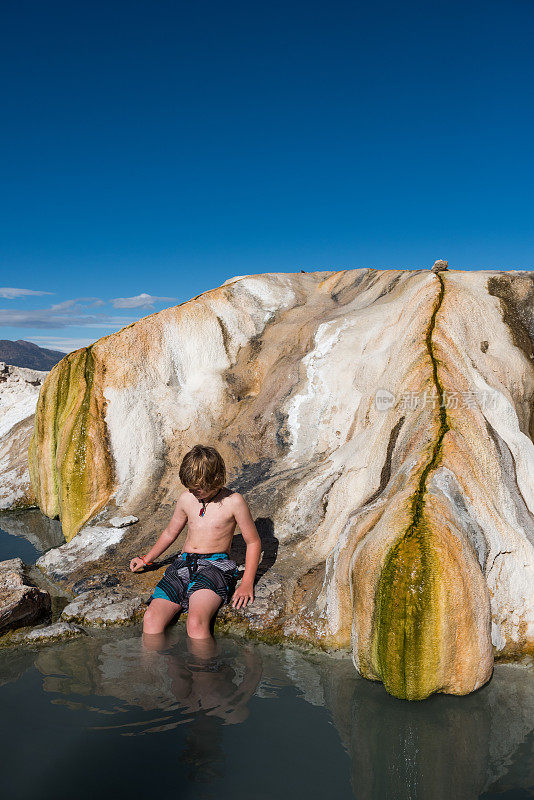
xmin=0 ymin=511 xmax=532 ymax=800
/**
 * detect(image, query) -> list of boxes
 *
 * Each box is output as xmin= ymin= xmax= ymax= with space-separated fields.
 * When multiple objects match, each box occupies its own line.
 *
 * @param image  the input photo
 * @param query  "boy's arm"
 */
xmin=231 ymin=493 xmax=262 ymax=608
xmin=140 ymin=494 xmax=188 ymax=564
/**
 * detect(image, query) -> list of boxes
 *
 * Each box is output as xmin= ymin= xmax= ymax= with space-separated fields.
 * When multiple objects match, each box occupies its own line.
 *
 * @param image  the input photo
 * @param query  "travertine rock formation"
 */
xmin=0 ymin=361 xmax=48 ymax=509
xmin=8 ymin=268 xmax=534 ymax=699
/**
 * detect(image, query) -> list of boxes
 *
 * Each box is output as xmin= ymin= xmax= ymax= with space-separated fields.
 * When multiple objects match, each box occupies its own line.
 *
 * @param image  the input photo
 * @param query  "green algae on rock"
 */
xmin=371 ymin=274 xmax=493 ymax=699
xmin=28 ymin=347 xmax=114 ymax=542
xmin=373 ymin=275 xmax=451 ymax=699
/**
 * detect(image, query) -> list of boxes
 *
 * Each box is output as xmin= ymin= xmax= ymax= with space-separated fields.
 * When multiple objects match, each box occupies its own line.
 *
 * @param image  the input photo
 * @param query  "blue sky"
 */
xmin=1 ymin=0 xmax=533 ymax=352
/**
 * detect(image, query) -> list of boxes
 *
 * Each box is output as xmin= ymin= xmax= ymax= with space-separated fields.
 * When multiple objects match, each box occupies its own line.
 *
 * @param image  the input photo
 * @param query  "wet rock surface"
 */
xmin=9 ymin=621 xmax=87 ymax=644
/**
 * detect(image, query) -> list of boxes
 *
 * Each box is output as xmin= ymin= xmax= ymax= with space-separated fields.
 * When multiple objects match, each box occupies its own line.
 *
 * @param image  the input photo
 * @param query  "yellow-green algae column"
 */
xmin=368 ymin=272 xmax=493 ymax=700
xmin=372 ymin=514 xmax=441 ymax=699
xmin=28 ymin=346 xmax=114 ymax=542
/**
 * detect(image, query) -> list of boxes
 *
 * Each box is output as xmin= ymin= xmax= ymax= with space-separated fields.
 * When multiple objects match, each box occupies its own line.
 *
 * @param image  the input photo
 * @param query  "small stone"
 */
xmin=60 ymin=588 xmax=127 ymax=620
xmin=109 ymin=515 xmax=139 ymax=528
xmin=431 ymin=259 xmax=449 ymax=272
xmin=226 ymin=573 xmax=283 ymax=622
xmin=0 ymin=558 xmax=24 ymax=573
xmin=71 ymin=573 xmax=120 ymax=594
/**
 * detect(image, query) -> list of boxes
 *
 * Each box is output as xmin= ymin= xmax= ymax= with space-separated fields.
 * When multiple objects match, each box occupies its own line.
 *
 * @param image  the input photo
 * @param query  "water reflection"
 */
xmin=34 ymin=630 xmax=264 ymax=736
xmin=0 ymin=625 xmax=532 ymax=800
xmin=0 ymin=508 xmax=64 ymax=562
xmin=338 ymin=669 xmax=534 ymax=800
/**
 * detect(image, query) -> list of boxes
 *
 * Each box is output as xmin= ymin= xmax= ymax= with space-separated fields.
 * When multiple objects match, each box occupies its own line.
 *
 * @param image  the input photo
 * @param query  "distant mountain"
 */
xmin=0 ymin=339 xmax=66 ymax=370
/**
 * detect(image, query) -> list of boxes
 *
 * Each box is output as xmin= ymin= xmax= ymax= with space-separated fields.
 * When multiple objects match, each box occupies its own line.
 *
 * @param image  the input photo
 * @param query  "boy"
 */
xmin=130 ymin=444 xmax=262 ymax=639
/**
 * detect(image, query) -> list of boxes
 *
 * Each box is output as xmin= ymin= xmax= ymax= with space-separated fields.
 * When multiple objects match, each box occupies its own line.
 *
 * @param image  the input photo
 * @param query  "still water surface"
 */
xmin=0 ymin=511 xmax=532 ymax=800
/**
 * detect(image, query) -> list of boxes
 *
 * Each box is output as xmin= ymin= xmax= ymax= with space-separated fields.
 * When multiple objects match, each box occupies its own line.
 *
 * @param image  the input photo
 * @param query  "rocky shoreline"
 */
xmin=0 ymin=549 xmax=334 ymax=659
xmin=0 ymin=543 xmax=529 ymax=674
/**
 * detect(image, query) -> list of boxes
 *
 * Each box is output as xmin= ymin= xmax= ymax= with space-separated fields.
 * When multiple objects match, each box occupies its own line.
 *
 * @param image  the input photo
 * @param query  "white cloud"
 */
xmin=0 ymin=287 xmax=54 ymax=299
xmin=49 ymin=297 xmax=106 ymax=311
xmin=0 ymin=309 xmax=136 ymax=329
xmin=111 ymin=292 xmax=178 ymax=309
xmin=0 ymin=291 xmax=168 ymax=339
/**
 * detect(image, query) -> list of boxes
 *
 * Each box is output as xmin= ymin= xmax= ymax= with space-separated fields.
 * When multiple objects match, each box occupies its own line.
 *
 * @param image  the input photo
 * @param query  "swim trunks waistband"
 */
xmin=178 ymin=552 xmax=229 ymax=559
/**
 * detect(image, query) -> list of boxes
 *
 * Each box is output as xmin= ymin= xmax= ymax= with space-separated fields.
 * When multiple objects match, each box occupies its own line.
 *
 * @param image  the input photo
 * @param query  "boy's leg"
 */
xmin=186 ymin=589 xmax=223 ymax=639
xmin=143 ymin=597 xmax=181 ymax=634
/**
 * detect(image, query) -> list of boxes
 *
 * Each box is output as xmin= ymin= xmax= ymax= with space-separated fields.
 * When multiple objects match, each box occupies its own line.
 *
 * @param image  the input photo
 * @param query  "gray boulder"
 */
xmin=60 ymin=587 xmax=149 ymax=627
xmin=0 ymin=558 xmax=51 ymax=634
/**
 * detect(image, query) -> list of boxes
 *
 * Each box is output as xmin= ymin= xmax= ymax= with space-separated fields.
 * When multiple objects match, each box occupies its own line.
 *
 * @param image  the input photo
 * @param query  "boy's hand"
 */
xmin=232 ymin=581 xmax=254 ymax=609
xmin=130 ymin=557 xmax=145 ymax=573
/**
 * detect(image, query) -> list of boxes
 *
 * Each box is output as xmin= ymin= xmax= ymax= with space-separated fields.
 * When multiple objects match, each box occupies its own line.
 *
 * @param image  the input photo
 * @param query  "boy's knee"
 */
xmin=143 ymin=605 xmax=164 ymax=634
xmin=186 ymin=612 xmax=209 ymax=638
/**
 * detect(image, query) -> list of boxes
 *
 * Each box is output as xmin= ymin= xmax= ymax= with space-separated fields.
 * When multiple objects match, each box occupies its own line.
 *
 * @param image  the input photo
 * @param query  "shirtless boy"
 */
xmin=130 ymin=444 xmax=262 ymax=639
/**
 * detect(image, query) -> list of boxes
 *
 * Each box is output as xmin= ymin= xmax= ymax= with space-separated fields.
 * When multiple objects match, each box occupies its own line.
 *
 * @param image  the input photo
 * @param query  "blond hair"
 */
xmin=179 ymin=444 xmax=226 ymax=491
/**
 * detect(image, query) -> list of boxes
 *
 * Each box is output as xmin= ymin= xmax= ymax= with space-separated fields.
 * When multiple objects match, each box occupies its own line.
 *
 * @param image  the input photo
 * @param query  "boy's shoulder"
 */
xmin=226 ymin=489 xmax=247 ymax=503
xmin=176 ymin=487 xmax=244 ymax=503
xmin=220 ymin=488 xmax=246 ymax=507
xmin=227 ymin=491 xmax=251 ymax=514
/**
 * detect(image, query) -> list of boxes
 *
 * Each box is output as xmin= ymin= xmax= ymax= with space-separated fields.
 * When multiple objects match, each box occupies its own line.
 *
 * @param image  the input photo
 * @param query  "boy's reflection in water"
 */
xmin=142 ymin=629 xmax=262 ymax=783
xmin=180 ymin=638 xmax=262 ymax=783
xmin=143 ymin=630 xmax=261 ymax=712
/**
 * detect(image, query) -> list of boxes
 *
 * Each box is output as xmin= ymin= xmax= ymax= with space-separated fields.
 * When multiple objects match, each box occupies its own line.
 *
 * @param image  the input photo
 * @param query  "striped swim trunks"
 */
xmin=149 ymin=552 xmax=240 ymax=612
